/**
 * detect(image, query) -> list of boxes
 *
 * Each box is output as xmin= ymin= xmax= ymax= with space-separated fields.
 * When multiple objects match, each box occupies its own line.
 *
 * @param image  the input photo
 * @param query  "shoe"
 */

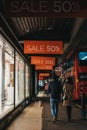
xmin=52 ymin=117 xmax=56 ymax=123
xmin=55 ymin=116 xmax=58 ymax=121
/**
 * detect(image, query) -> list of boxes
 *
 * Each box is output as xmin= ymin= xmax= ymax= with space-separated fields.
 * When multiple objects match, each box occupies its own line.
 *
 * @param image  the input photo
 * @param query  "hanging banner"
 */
xmin=24 ymin=41 xmax=63 ymax=54
xmin=35 ymin=65 xmax=53 ymax=70
xmin=5 ymin=0 xmax=87 ymax=17
xmin=31 ymin=56 xmax=55 ymax=65
xmin=39 ymin=73 xmax=50 ymax=77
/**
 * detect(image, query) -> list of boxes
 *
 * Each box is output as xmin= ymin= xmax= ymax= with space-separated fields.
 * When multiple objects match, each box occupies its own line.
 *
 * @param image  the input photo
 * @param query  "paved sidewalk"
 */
xmin=6 ymin=101 xmax=43 ymax=130
xmin=5 ymin=99 xmax=87 ymax=130
xmin=42 ymin=101 xmax=87 ymax=130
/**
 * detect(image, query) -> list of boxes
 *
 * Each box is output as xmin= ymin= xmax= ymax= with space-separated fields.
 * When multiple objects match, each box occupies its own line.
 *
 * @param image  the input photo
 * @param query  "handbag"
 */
xmin=63 ymin=95 xmax=68 ymax=100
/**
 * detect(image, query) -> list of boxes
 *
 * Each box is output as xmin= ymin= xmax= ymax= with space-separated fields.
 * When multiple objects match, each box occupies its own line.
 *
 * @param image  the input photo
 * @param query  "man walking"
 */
xmin=48 ymin=72 xmax=62 ymax=123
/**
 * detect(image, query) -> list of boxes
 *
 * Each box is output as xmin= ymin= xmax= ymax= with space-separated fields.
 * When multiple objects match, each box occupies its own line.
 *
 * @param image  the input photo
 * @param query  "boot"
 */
xmin=55 ymin=116 xmax=58 ymax=121
xmin=67 ymin=106 xmax=72 ymax=122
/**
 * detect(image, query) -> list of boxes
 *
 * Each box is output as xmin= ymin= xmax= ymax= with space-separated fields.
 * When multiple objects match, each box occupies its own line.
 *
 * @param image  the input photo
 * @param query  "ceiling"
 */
xmin=5 ymin=16 xmax=76 ymax=58
xmin=9 ymin=17 xmax=75 ymax=42
xmin=8 ymin=17 xmax=77 ymax=64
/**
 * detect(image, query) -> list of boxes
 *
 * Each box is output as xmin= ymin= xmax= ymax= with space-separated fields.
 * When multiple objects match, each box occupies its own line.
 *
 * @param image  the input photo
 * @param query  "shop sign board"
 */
xmin=5 ymin=0 xmax=87 ymax=17
xmin=31 ymin=56 xmax=55 ymax=65
xmin=39 ymin=73 xmax=50 ymax=77
xmin=35 ymin=65 xmax=53 ymax=70
xmin=24 ymin=41 xmax=63 ymax=54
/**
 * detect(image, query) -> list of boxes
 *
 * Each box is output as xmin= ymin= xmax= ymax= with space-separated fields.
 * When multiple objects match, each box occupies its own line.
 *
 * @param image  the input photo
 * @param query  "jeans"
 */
xmin=50 ymin=98 xmax=60 ymax=117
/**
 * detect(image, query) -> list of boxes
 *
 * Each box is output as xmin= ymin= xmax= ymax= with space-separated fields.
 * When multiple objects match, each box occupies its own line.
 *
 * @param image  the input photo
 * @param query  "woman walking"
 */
xmin=63 ymin=76 xmax=73 ymax=122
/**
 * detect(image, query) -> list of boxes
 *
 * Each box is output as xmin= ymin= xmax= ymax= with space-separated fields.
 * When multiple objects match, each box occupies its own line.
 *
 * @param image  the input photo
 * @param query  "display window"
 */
xmin=15 ymin=53 xmax=25 ymax=106
xmin=25 ymin=64 xmax=30 ymax=97
xmin=0 ymin=35 xmax=14 ymax=118
xmin=0 ymin=34 xmax=30 ymax=118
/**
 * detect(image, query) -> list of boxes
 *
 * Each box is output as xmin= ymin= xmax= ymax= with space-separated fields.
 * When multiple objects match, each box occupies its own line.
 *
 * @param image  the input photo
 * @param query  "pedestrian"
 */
xmin=48 ymin=72 xmax=62 ymax=123
xmin=63 ymin=76 xmax=73 ymax=122
xmin=60 ymin=73 xmax=66 ymax=101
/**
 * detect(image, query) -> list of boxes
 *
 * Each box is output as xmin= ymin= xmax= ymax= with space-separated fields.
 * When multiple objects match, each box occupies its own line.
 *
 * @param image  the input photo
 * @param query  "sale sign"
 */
xmin=6 ymin=0 xmax=87 ymax=17
xmin=39 ymin=73 xmax=50 ymax=77
xmin=31 ymin=56 xmax=55 ymax=65
xmin=24 ymin=41 xmax=63 ymax=54
xmin=35 ymin=65 xmax=53 ymax=70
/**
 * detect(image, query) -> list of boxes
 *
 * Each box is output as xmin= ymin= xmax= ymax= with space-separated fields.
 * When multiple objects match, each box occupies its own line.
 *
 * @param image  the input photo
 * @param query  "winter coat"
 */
xmin=48 ymin=78 xmax=62 ymax=99
xmin=63 ymin=82 xmax=73 ymax=106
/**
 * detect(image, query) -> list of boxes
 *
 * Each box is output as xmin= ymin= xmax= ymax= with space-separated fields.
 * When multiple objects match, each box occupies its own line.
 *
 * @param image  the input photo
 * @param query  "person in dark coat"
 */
xmin=48 ymin=73 xmax=62 ymax=123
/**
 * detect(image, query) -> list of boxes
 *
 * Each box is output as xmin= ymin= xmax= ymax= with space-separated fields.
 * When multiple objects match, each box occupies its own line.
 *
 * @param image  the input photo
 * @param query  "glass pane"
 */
xmin=0 ymin=37 xmax=3 ymax=118
xmin=0 ymin=35 xmax=14 ymax=118
xmin=25 ymin=64 xmax=29 ymax=97
xmin=15 ymin=53 xmax=24 ymax=106
xmin=78 ymin=52 xmax=87 ymax=66
xmin=79 ymin=52 xmax=87 ymax=60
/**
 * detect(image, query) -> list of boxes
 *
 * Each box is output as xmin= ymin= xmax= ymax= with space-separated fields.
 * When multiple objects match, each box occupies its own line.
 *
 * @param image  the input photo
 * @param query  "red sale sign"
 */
xmin=24 ymin=41 xmax=63 ymax=54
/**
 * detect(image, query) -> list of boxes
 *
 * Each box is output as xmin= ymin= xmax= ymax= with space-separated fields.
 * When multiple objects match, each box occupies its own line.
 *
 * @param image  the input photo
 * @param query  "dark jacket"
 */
xmin=48 ymin=77 xmax=62 ymax=99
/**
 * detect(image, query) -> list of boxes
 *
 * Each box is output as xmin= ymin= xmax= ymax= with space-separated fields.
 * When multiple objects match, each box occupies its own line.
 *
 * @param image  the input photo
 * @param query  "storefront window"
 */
xmin=0 ymin=35 xmax=14 ymax=118
xmin=15 ymin=53 xmax=24 ymax=106
xmin=0 ymin=35 xmax=30 ymax=118
xmin=25 ymin=64 xmax=29 ymax=97
xmin=0 ymin=37 xmax=3 ymax=118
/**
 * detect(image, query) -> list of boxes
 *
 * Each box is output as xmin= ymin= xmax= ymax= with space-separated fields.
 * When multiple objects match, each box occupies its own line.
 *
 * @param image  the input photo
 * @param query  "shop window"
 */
xmin=0 ymin=35 xmax=14 ymax=118
xmin=15 ymin=53 xmax=24 ymax=106
xmin=25 ymin=64 xmax=30 ymax=97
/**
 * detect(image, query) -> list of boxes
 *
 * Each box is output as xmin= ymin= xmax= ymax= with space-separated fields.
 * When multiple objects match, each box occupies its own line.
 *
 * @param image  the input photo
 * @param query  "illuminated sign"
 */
xmin=5 ymin=0 xmax=87 ymax=17
xmin=24 ymin=41 xmax=63 ymax=54
xmin=35 ymin=65 xmax=53 ymax=70
xmin=31 ymin=56 xmax=55 ymax=65
xmin=39 ymin=73 xmax=50 ymax=77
